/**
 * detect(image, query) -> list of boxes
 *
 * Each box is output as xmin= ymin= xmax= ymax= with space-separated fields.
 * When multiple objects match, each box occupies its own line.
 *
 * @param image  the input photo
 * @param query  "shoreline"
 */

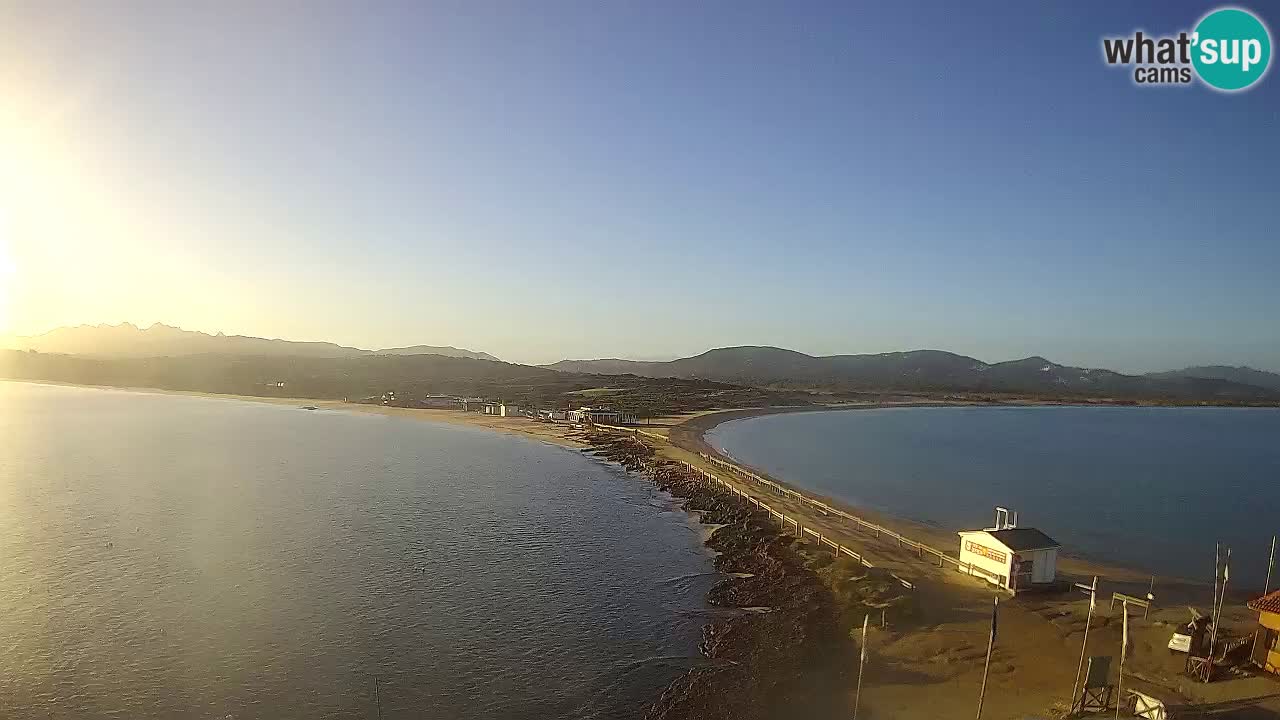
xmin=2 ymin=378 xmax=591 ymax=449
xmin=652 ymin=407 xmax=1276 ymax=717
xmin=6 ymin=378 xmax=1233 ymax=591
xmin=583 ymin=433 xmax=861 ymax=720
xmin=12 ymin=379 xmax=1276 ymax=715
xmin=672 ymin=403 xmax=1214 ymax=590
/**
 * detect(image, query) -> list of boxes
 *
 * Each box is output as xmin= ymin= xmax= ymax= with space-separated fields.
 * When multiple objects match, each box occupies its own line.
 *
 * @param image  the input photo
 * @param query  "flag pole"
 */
xmin=1265 ymin=535 xmax=1276 ymax=597
xmin=1212 ymin=543 xmax=1221 ymax=626
xmin=1207 ymin=547 xmax=1230 ymax=683
xmin=1069 ymin=576 xmax=1097 ymax=717
xmin=854 ymin=613 xmax=869 ymax=720
xmin=976 ymin=595 xmax=998 ymax=720
xmin=1115 ymin=600 xmax=1128 ymax=720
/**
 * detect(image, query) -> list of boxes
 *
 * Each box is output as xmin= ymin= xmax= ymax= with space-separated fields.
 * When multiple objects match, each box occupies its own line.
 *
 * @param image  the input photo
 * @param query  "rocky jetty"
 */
xmin=583 ymin=433 xmax=851 ymax=720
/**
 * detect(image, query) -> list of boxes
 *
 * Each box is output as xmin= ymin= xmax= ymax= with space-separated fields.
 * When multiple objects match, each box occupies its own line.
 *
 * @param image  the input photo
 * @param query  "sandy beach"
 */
xmin=656 ymin=405 xmax=1278 ymax=719
xmin=6 ymin=379 xmax=593 ymax=448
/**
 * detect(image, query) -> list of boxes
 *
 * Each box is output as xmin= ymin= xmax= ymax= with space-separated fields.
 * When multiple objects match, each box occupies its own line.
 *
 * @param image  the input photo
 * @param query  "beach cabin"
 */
xmin=1247 ymin=590 xmax=1280 ymax=675
xmin=957 ymin=508 xmax=1060 ymax=593
xmin=499 ymin=403 xmax=522 ymax=417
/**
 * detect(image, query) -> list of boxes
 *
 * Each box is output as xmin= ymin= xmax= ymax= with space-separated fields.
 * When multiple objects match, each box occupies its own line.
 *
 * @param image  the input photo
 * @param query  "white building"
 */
xmin=957 ymin=508 xmax=1060 ymax=593
xmin=499 ymin=403 xmax=522 ymax=417
xmin=567 ymin=407 xmax=638 ymax=425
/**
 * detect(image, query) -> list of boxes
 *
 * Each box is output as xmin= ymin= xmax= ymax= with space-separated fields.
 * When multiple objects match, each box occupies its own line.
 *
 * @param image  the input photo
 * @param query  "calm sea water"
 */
xmin=0 ymin=381 xmax=717 ymax=720
xmin=709 ymin=406 xmax=1280 ymax=588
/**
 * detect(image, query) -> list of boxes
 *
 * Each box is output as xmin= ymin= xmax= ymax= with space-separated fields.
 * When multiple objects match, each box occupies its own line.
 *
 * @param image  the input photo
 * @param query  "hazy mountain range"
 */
xmin=545 ymin=346 xmax=1280 ymax=401
xmin=4 ymin=324 xmax=1278 ymax=403
xmin=2 ymin=323 xmax=499 ymax=361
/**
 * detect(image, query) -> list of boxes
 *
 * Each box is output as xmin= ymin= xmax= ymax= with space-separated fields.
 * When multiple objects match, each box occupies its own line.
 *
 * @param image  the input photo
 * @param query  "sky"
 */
xmin=1 ymin=1 xmax=1277 ymax=371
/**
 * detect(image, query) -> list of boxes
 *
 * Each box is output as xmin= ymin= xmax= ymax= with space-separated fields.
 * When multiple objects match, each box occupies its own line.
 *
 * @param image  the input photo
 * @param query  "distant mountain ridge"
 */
xmin=545 ymin=346 xmax=1280 ymax=402
xmin=4 ymin=323 xmax=499 ymax=361
xmin=1147 ymin=365 xmax=1280 ymax=392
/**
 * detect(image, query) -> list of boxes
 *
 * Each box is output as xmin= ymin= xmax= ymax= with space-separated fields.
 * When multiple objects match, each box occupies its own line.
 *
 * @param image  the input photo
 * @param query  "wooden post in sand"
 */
xmin=975 ymin=595 xmax=998 ymax=720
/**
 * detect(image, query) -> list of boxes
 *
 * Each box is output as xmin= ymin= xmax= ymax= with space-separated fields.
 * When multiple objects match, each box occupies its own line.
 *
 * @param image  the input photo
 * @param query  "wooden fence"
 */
xmin=675 ymin=458 xmax=915 ymax=589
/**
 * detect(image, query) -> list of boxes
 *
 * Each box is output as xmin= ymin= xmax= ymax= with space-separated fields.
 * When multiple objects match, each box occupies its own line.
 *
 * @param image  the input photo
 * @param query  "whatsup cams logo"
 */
xmin=1102 ymin=6 xmax=1271 ymax=91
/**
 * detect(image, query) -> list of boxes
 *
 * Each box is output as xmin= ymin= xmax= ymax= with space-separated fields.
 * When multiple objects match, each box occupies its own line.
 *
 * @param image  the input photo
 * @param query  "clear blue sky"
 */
xmin=2 ymin=0 xmax=1277 ymax=370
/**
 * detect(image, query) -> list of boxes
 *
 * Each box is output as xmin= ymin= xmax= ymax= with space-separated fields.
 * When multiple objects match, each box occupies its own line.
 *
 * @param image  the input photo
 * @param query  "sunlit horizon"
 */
xmin=2 ymin=2 xmax=1277 ymax=371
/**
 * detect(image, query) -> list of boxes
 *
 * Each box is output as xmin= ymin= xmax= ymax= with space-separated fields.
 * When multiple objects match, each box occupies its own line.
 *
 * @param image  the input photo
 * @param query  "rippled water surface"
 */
xmin=709 ymin=405 xmax=1280 ymax=587
xmin=0 ymin=381 xmax=715 ymax=719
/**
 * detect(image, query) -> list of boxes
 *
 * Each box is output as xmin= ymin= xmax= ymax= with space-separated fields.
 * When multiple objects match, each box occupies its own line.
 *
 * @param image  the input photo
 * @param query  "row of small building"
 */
xmin=396 ymin=394 xmax=639 ymax=425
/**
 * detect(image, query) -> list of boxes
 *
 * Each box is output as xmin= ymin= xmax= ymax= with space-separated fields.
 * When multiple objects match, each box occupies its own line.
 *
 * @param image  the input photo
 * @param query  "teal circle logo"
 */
xmin=1192 ymin=8 xmax=1272 ymax=91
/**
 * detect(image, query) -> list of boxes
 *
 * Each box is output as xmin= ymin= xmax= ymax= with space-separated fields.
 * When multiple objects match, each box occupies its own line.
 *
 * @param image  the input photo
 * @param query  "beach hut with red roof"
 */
xmin=1247 ymin=590 xmax=1280 ymax=675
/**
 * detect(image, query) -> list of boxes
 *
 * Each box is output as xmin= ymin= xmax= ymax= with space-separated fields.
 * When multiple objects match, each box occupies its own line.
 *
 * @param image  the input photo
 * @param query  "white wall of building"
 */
xmin=959 ymin=532 xmax=1013 ymax=588
xmin=959 ymin=531 xmax=1058 ymax=591
xmin=1027 ymin=548 xmax=1057 ymax=584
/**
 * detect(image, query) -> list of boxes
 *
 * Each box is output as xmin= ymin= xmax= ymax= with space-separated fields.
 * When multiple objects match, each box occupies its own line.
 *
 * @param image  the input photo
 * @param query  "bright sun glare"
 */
xmin=0 ymin=211 xmax=12 ymax=335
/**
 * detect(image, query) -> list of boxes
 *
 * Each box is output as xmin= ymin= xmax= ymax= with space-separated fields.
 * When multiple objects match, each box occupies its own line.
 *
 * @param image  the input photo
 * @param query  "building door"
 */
xmin=1012 ymin=558 xmax=1033 ymax=590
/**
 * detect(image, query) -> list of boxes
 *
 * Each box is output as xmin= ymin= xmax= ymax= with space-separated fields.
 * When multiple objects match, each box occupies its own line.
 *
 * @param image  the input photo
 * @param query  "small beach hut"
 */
xmin=1247 ymin=590 xmax=1280 ymax=675
xmin=957 ymin=508 xmax=1060 ymax=593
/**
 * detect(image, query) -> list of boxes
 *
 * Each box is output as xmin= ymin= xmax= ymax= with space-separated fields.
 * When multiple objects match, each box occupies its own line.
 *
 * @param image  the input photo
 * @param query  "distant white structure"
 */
xmin=421 ymin=395 xmax=458 ymax=409
xmin=499 ymin=403 xmax=522 ymax=417
xmin=957 ymin=507 xmax=1060 ymax=593
xmin=567 ymin=407 xmax=638 ymax=425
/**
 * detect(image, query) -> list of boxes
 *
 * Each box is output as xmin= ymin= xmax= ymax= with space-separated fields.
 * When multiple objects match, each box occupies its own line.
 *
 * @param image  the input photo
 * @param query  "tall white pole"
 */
xmin=853 ymin=614 xmax=869 ymax=720
xmin=1069 ymin=576 xmax=1097 ymax=716
xmin=1207 ymin=547 xmax=1230 ymax=683
xmin=1265 ymin=535 xmax=1276 ymax=597
xmin=1213 ymin=542 xmax=1221 ymax=628
xmin=976 ymin=596 xmax=998 ymax=720
xmin=1115 ymin=600 xmax=1128 ymax=720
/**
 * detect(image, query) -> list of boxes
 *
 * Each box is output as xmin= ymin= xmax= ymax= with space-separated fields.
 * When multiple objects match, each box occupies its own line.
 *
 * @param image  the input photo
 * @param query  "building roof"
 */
xmin=961 ymin=527 xmax=1061 ymax=551
xmin=1248 ymin=590 xmax=1280 ymax=614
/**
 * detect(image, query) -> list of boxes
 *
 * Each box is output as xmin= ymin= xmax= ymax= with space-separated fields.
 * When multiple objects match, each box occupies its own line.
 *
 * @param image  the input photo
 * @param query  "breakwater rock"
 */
xmin=584 ymin=433 xmax=849 ymax=720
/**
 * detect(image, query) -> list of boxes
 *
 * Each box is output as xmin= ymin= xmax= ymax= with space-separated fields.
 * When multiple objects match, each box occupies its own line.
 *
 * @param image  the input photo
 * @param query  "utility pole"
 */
xmin=1069 ymin=576 xmax=1097 ymax=716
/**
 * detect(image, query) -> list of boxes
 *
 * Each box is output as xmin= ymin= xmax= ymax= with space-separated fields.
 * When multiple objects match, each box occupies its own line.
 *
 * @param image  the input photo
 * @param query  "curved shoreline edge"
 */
xmin=669 ymin=403 xmax=1216 ymax=591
